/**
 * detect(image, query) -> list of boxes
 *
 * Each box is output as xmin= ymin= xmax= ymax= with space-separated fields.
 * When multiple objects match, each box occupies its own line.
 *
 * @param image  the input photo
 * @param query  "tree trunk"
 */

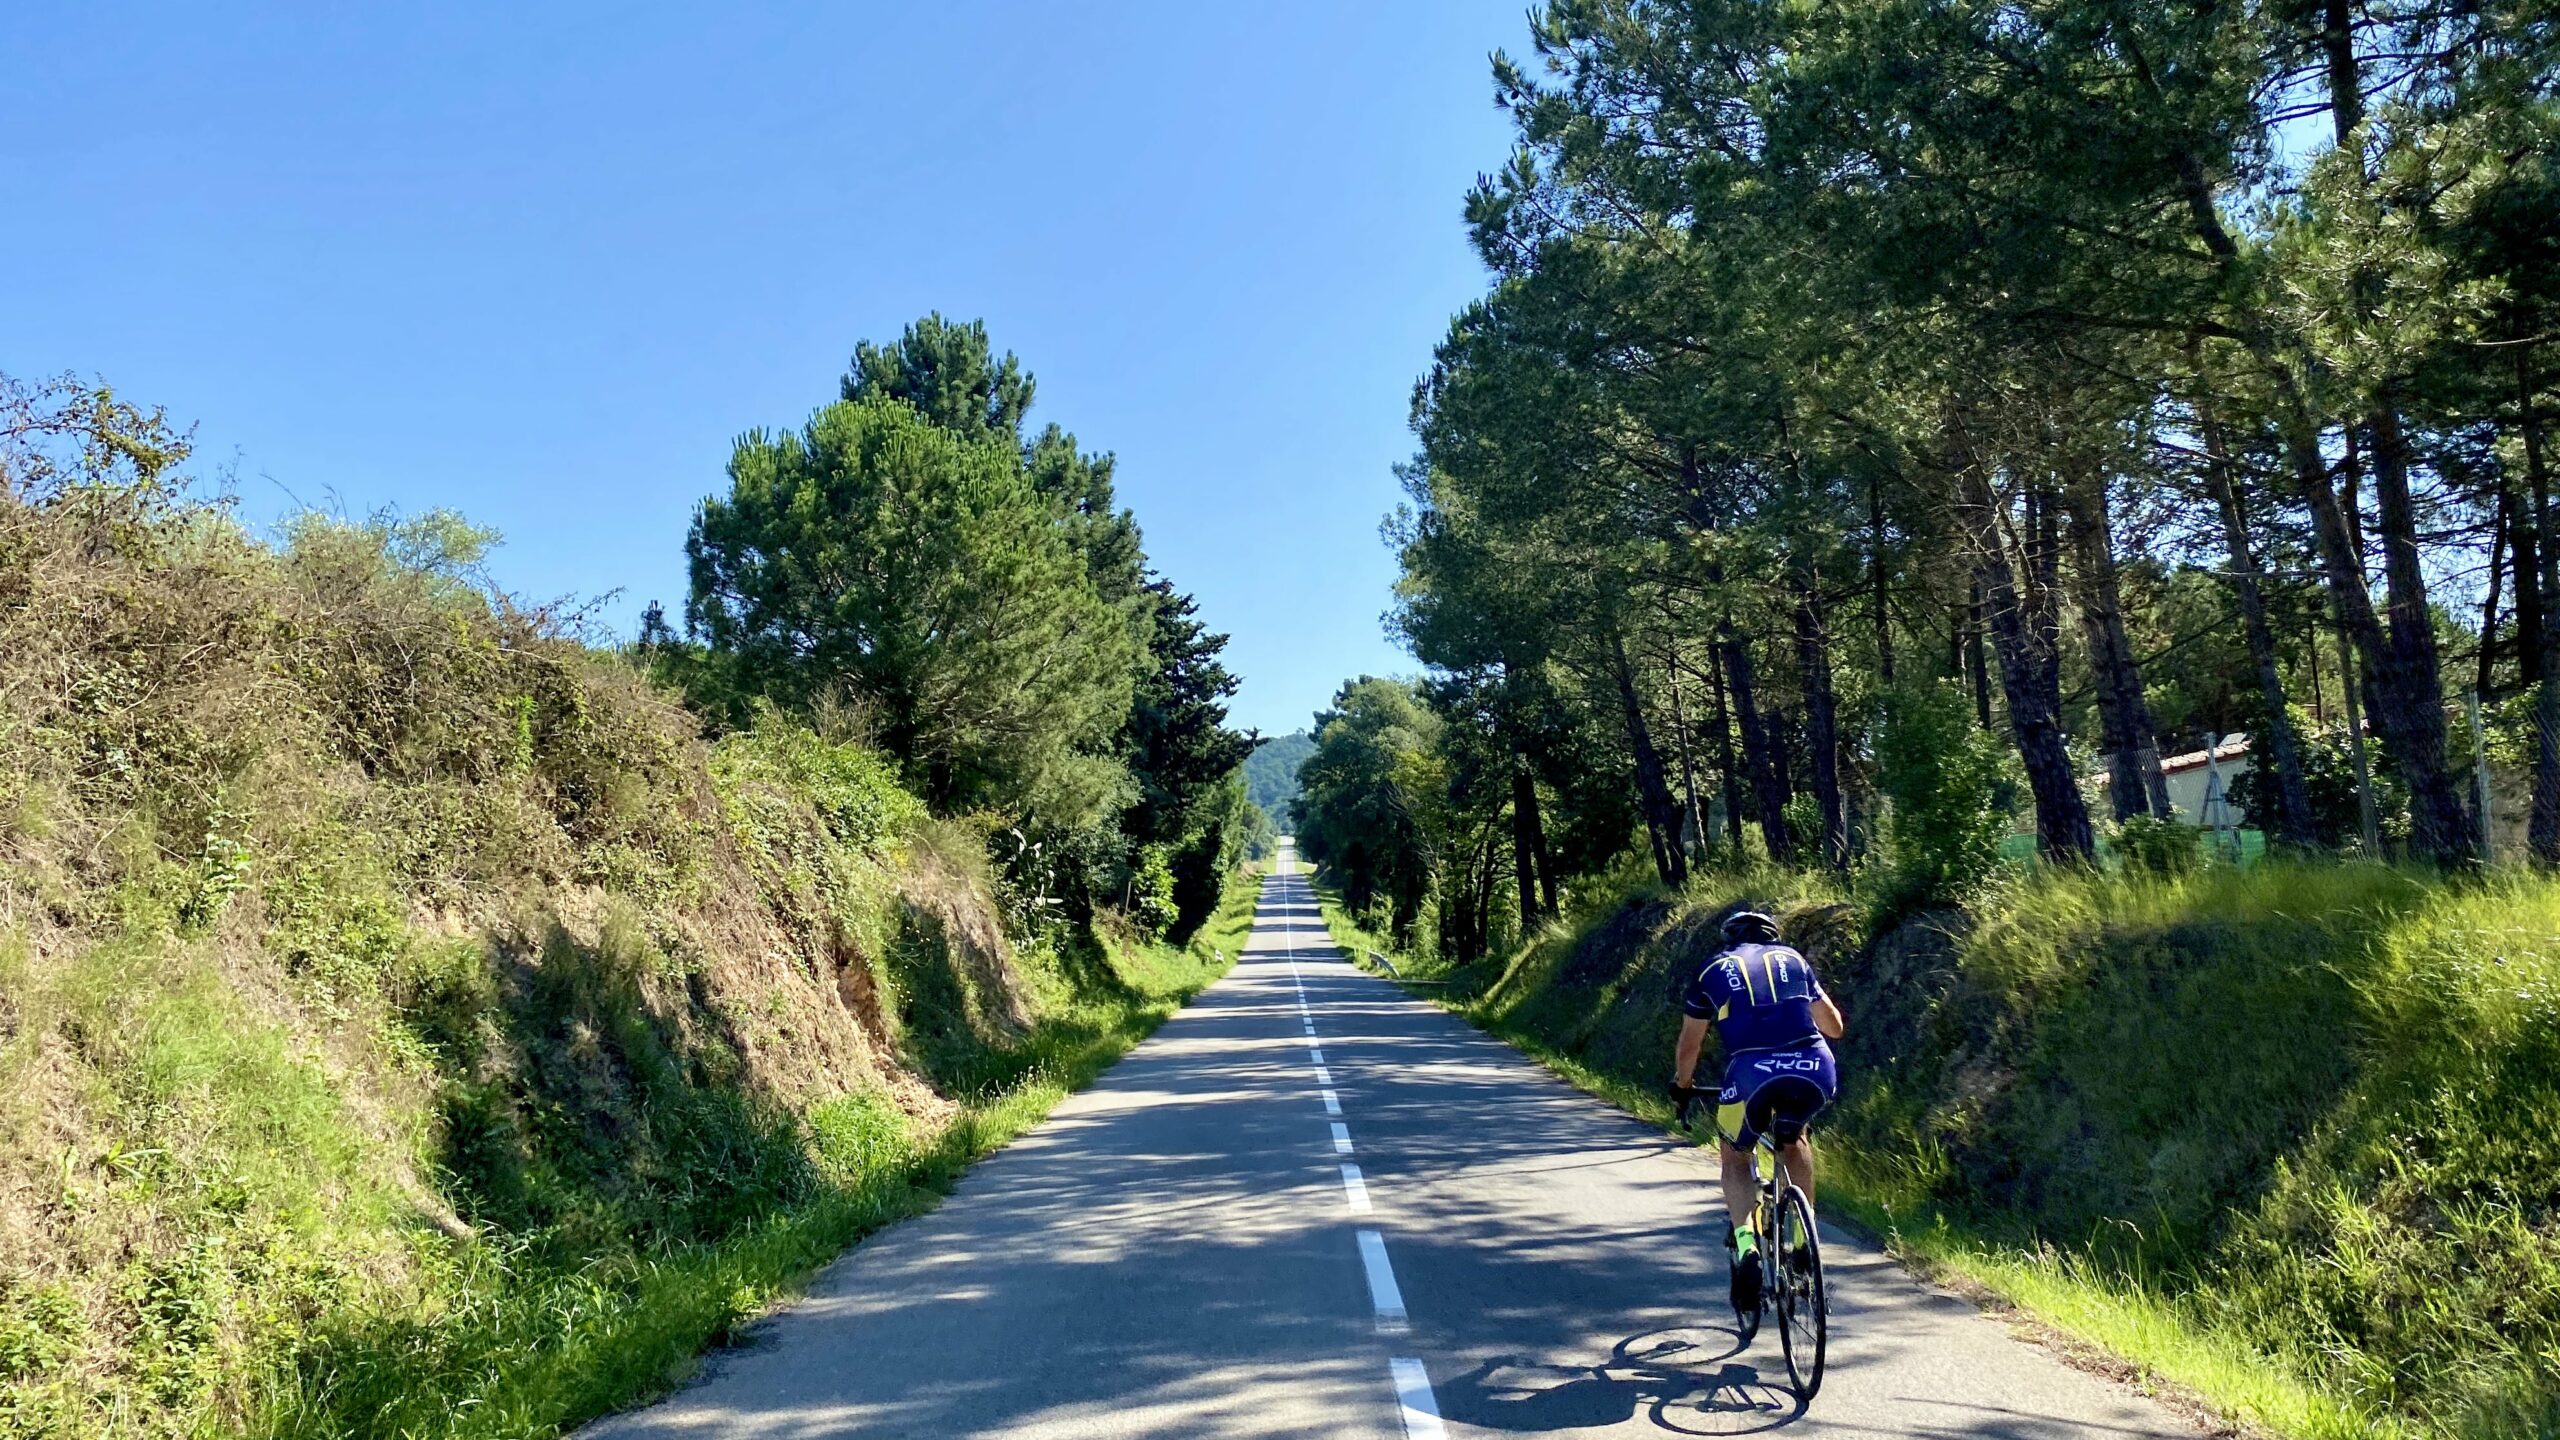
xmin=2523 ymin=350 xmax=2560 ymax=865
xmin=2025 ymin=485 xmax=2064 ymax=682
xmin=1718 ymin=621 xmax=1798 ymax=865
xmin=1532 ymin=792 xmax=1559 ymax=913
xmin=2517 ymin=452 xmax=2547 ymax=689
xmin=2160 ymin=102 xmax=2477 ymax=860
xmin=1869 ymin=470 xmax=1895 ymax=683
xmin=1668 ymin=658 xmax=1707 ymax=861
xmin=2242 ymin=364 xmax=2470 ymax=864
xmin=1966 ymin=578 xmax=1994 ymax=727
xmin=1707 ymin=639 xmax=1747 ymax=851
xmin=2292 ymin=10 xmax=2472 ymax=863
xmin=1795 ymin=592 xmax=1848 ymax=868
xmin=1511 ymin=765 xmax=1543 ymax=931
xmin=2335 ymin=605 xmax=2384 ymax=854
xmin=2197 ymin=391 xmax=2320 ymax=848
xmin=2061 ymin=474 xmax=2172 ymax=820
xmin=2364 ymin=402 xmax=2476 ymax=862
xmin=2482 ymin=484 xmax=2511 ymax=698
xmin=1611 ymin=633 xmax=1689 ymax=888
xmin=1956 ymin=450 xmax=2096 ymax=861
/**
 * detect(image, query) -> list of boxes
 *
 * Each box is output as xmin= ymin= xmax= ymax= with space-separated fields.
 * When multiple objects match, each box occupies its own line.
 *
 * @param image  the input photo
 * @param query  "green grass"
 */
xmin=0 ymin=462 xmax=1271 ymax=1440
xmin=250 ymin=865 xmax=1255 ymax=1440
xmin=1315 ymin=859 xmax=2560 ymax=1440
xmin=1999 ymin=827 xmax=2268 ymax=866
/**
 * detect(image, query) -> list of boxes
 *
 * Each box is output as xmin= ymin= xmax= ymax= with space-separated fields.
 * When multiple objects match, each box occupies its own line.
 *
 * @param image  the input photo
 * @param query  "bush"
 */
xmin=1870 ymin=680 xmax=2013 ymax=908
xmin=1128 ymin=844 xmax=1180 ymax=940
xmin=2114 ymin=814 xmax=2205 ymax=875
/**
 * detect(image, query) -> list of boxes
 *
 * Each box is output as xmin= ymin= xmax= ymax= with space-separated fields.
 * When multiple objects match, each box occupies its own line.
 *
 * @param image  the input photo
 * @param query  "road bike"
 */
xmin=1682 ymin=1097 xmax=1828 ymax=1401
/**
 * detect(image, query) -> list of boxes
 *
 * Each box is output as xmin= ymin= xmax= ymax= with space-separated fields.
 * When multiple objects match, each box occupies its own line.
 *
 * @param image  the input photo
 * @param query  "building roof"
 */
xmin=2091 ymin=733 xmax=2251 ymax=788
xmin=2161 ymin=733 xmax=2250 ymax=776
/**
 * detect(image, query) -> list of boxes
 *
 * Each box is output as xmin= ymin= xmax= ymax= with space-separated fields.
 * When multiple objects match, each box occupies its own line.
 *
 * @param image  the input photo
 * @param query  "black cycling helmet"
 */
xmin=1720 ymin=909 xmax=1782 ymax=945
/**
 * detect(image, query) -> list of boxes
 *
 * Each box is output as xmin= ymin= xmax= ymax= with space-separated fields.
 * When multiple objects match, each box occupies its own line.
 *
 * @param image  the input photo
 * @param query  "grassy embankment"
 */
xmin=1319 ymin=860 xmax=2560 ymax=1440
xmin=0 ymin=480 xmax=1254 ymax=1439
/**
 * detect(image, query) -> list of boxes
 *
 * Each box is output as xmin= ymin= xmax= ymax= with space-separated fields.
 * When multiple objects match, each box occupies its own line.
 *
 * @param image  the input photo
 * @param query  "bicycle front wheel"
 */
xmin=1772 ymin=1185 xmax=1827 ymax=1400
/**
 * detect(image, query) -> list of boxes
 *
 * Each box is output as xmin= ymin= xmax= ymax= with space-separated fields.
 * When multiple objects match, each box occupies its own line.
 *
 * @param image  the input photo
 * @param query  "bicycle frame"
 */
xmin=1744 ymin=1134 xmax=1795 ymax=1286
xmin=1683 ymin=1092 xmax=1829 ymax=1400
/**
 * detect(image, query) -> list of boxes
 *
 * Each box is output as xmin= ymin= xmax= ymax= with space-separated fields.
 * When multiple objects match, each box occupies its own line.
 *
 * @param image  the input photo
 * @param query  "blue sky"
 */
xmin=1 ymin=2 xmax=1524 ymax=737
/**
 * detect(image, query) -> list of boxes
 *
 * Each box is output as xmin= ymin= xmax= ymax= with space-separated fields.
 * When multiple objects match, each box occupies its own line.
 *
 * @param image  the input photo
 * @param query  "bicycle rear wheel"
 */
xmin=1772 ymin=1185 xmax=1827 ymax=1400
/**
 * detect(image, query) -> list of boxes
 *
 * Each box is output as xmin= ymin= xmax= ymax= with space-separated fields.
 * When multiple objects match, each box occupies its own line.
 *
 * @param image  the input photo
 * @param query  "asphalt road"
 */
xmin=583 ymin=845 xmax=2196 ymax=1439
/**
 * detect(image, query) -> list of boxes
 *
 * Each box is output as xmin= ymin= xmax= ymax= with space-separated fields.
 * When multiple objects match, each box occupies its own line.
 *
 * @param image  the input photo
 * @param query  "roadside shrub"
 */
xmin=2114 ymin=814 xmax=2205 ymax=875
xmin=1128 ymin=844 xmax=1180 ymax=939
xmin=1868 ymin=681 xmax=2012 ymax=909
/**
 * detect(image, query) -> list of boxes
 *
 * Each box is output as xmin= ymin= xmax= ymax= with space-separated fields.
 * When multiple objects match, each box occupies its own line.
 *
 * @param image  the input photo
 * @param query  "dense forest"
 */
xmin=1300 ymin=0 xmax=2558 ymax=954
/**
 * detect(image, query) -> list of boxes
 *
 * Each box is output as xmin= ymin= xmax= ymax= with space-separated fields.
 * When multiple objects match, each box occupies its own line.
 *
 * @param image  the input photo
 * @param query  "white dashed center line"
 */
xmin=1270 ymin=873 xmax=1440 ymax=1432
xmin=1389 ymin=1357 xmax=1445 ymax=1438
xmin=1356 ymin=1228 xmax=1407 ymax=1332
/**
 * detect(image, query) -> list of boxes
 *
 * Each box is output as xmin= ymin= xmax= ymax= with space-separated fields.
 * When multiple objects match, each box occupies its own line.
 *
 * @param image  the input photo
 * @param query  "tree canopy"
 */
xmin=1302 ymin=0 xmax=2557 ymax=957
xmin=672 ymin=316 xmax=1257 ymax=937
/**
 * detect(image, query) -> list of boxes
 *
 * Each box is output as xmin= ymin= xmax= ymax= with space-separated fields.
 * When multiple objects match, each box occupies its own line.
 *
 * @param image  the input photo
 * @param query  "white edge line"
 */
xmin=1390 ymin=1357 xmax=1445 ymax=1439
xmin=1357 ymin=1227 xmax=1406 ymax=1331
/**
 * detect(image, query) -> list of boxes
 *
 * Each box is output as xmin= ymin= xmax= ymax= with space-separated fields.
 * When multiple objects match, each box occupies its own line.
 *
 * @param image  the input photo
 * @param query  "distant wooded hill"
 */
xmin=1244 ymin=730 xmax=1314 ymax=826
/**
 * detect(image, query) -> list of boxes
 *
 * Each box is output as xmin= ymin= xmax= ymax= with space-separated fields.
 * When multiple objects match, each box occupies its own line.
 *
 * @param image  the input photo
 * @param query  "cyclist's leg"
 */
xmin=1713 ymin=1056 xmax=1764 ymax=1237
xmin=1775 ymin=1132 xmax=1818 ymax=1207
xmin=1714 ymin=1069 xmax=1770 ymax=1314
xmin=1717 ymin=1138 xmax=1757 ymax=1234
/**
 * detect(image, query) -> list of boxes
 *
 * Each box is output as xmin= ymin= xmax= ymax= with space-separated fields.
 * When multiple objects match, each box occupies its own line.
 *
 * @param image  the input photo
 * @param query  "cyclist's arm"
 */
xmin=1813 ymin=993 xmax=1845 ymax=1039
xmin=1673 ymin=1015 xmax=1712 ymax=1086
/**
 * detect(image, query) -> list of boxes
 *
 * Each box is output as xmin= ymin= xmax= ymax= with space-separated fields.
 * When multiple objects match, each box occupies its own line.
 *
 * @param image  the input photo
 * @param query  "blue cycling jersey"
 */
xmin=1681 ymin=941 xmax=1827 ymax=1056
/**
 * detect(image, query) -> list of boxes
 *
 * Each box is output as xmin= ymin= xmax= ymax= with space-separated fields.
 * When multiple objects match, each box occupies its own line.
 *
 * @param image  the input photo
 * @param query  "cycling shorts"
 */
xmin=1715 ymin=1041 xmax=1837 ymax=1150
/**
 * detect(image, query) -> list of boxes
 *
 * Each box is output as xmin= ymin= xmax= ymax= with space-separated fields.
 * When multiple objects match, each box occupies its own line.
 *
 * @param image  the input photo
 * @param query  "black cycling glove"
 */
xmin=1669 ymin=1081 xmax=1699 ymax=1124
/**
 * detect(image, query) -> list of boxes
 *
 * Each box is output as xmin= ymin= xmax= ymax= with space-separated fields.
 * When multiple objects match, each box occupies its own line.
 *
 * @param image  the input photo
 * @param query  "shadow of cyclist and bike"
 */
xmin=1430 ymin=1325 xmax=1806 ymax=1435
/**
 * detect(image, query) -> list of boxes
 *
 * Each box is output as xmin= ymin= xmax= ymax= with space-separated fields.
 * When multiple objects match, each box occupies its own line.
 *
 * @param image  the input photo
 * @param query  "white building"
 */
xmin=2092 ymin=734 xmax=2253 ymax=828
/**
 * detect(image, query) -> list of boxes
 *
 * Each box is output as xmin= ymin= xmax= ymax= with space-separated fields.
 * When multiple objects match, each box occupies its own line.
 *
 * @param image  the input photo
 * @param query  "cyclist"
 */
xmin=1669 ymin=909 xmax=1845 ymax=1313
